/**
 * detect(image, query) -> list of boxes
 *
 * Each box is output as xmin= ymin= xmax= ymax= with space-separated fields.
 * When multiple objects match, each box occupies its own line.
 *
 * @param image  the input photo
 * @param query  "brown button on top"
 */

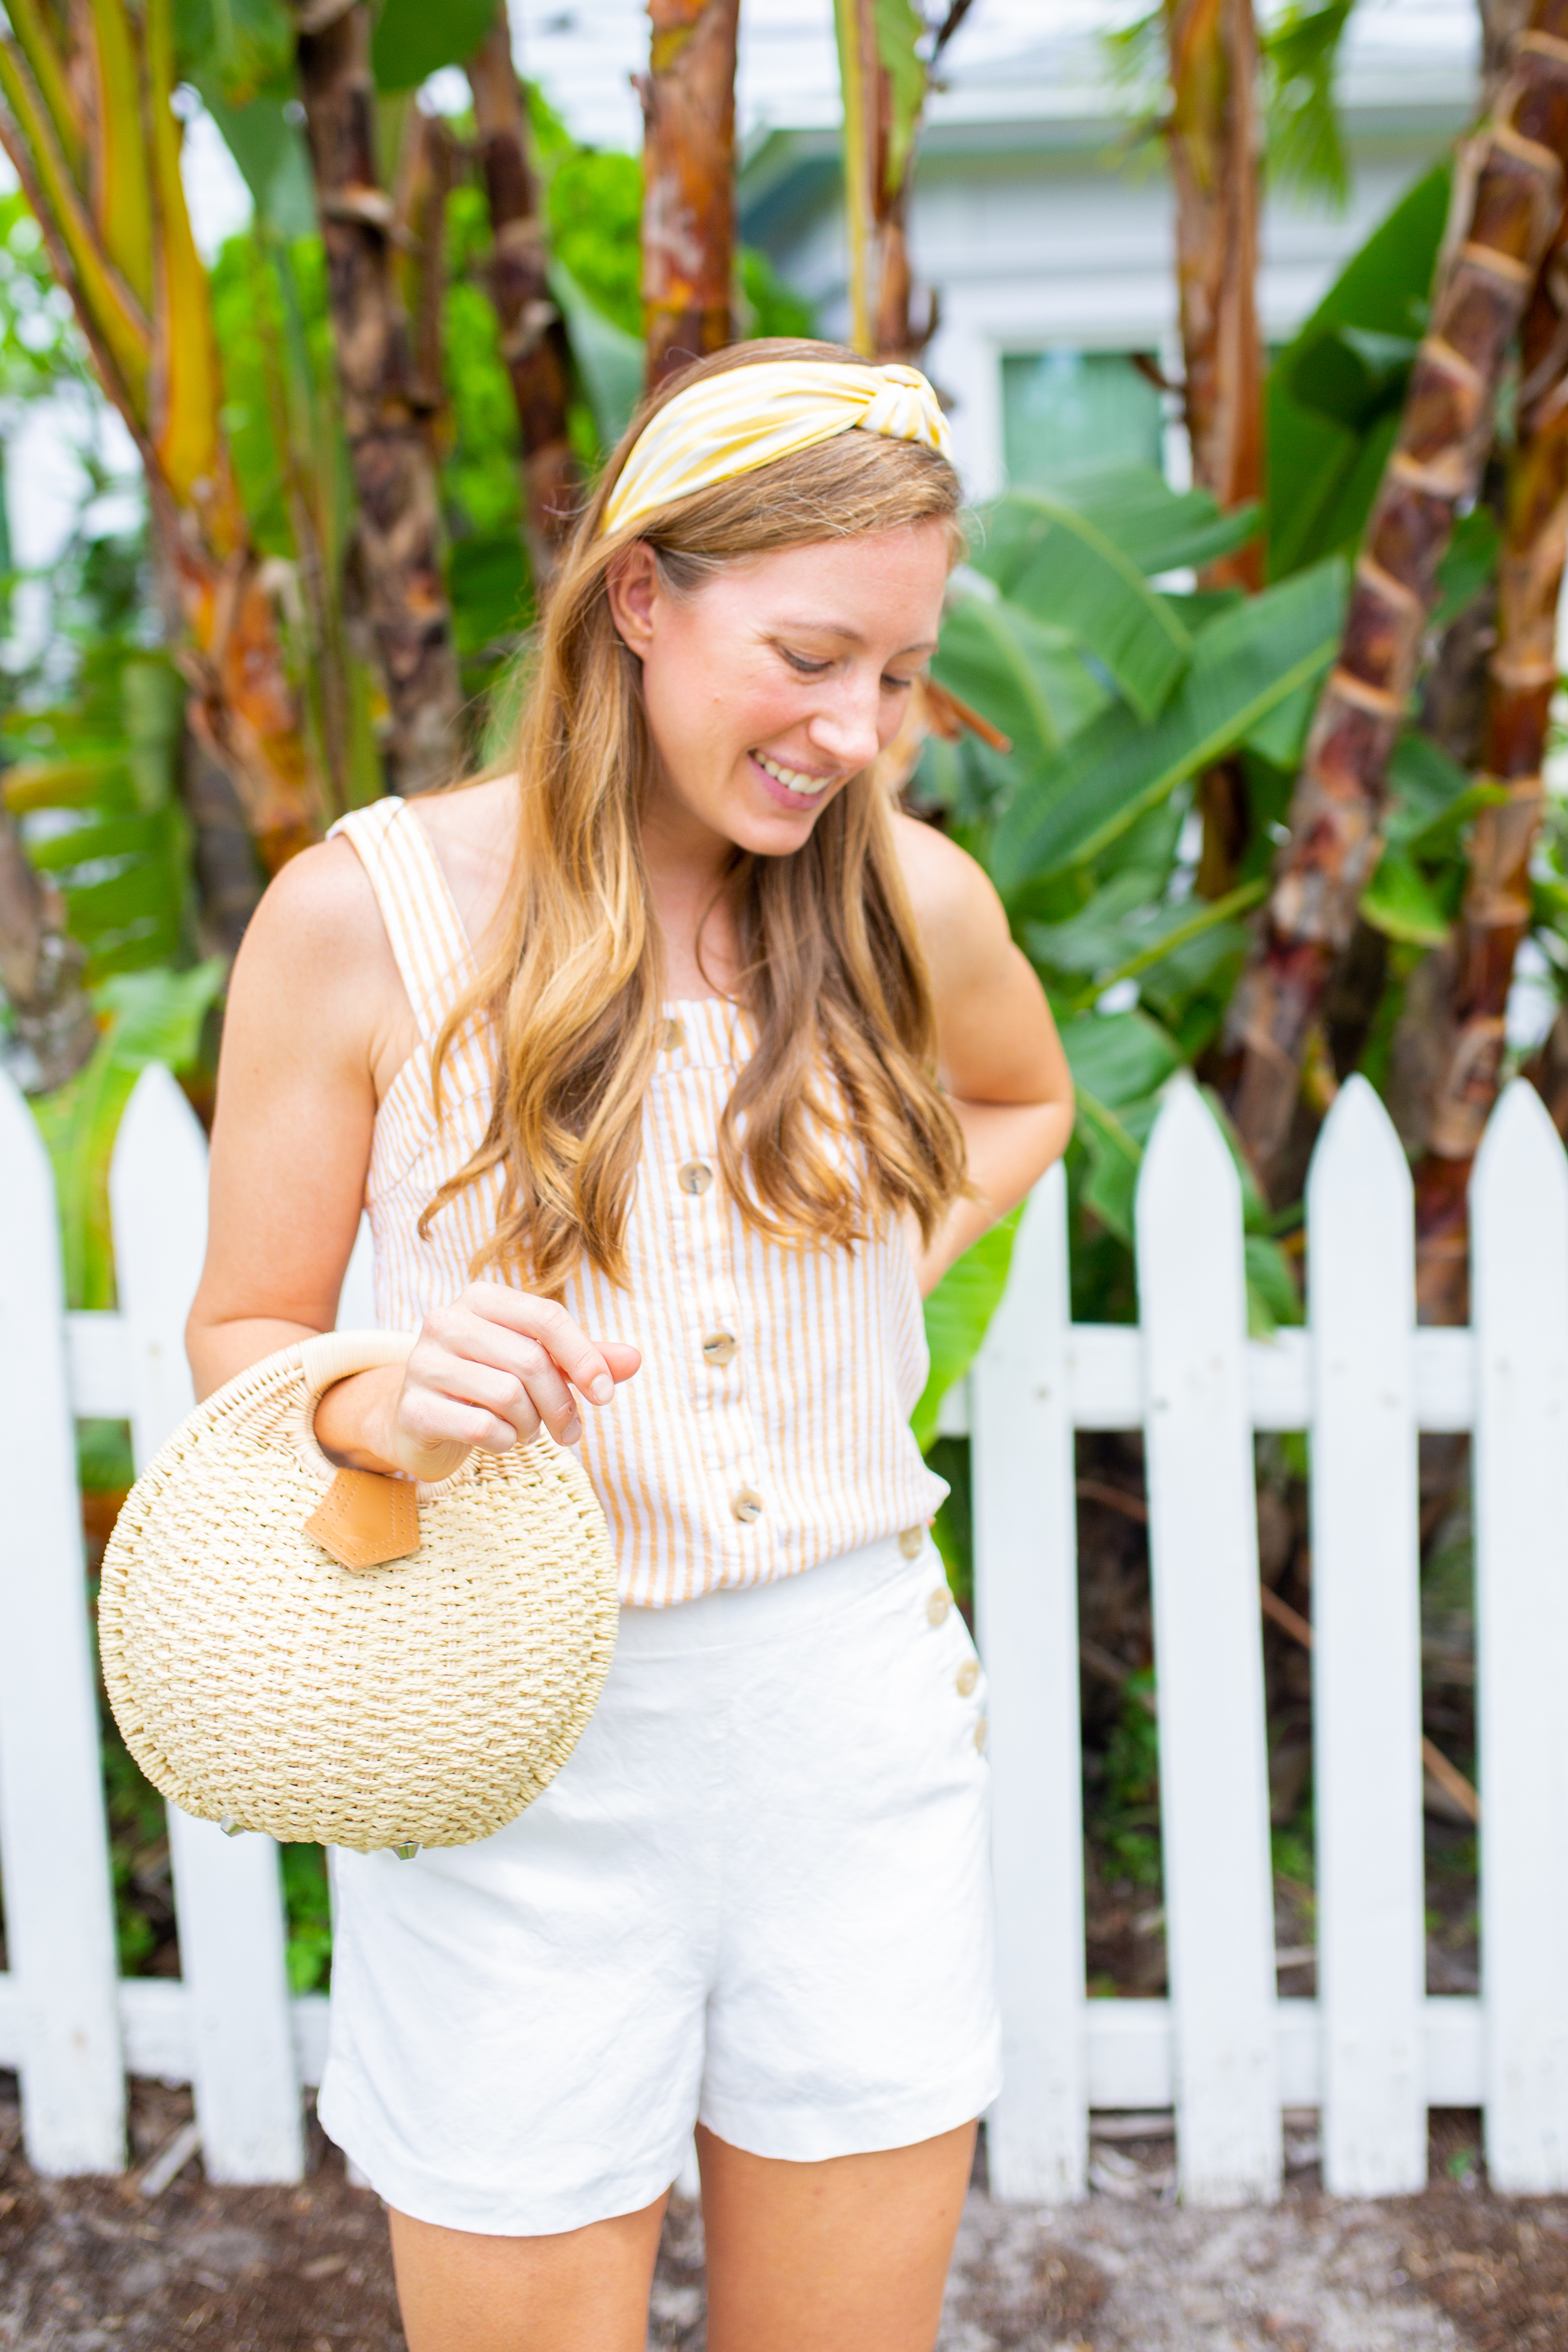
xmin=677 ymin=1160 xmax=713 ymax=1196
xmin=659 ymin=1017 xmax=686 ymax=1053
xmin=731 ymin=1488 xmax=765 ymax=1524
xmin=898 ymin=1526 xmax=923 ymax=1560
xmin=956 ymin=1659 xmax=980 ymax=1698
xmin=702 ymin=1330 xmax=738 ymax=1367
xmin=926 ymin=1587 xmax=951 ymax=1626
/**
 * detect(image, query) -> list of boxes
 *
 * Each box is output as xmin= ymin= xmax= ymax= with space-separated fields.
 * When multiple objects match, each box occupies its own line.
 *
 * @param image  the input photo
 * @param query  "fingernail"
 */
xmin=562 ymin=1416 xmax=582 ymax=1445
xmin=589 ymin=1374 xmax=613 ymax=1404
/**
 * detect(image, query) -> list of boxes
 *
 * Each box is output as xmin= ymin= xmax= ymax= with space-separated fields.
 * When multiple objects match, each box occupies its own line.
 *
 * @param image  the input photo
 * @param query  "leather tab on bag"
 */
xmin=305 ymin=1468 xmax=420 ymax=1569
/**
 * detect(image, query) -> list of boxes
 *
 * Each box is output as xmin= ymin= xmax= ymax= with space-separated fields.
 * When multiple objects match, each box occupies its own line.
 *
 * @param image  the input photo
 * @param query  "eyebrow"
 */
xmin=770 ymin=617 xmax=939 ymax=656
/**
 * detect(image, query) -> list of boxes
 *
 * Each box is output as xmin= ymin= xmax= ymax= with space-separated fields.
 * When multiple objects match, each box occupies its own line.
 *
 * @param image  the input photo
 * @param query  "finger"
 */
xmin=398 ymin=1387 xmax=533 ymax=1462
xmin=435 ymin=1323 xmax=580 ymax=1443
xmin=465 ymin=1284 xmax=620 ymax=1405
xmin=432 ymin=1357 xmax=556 ymax=1444
xmin=596 ymin=1340 xmax=641 ymax=1384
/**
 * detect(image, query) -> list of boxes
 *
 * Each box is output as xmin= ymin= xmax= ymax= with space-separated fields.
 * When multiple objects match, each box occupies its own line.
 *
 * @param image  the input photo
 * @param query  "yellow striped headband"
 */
xmin=600 ymin=359 xmax=955 ymax=538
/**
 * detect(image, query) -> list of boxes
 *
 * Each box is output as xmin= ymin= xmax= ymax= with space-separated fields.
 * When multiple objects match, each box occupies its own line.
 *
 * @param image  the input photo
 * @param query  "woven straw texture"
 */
xmin=98 ymin=1334 xmax=619 ymax=1854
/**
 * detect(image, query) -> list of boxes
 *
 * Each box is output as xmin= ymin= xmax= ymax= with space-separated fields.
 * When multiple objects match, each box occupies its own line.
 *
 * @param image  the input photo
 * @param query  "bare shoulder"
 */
xmin=225 ymin=835 xmax=403 ymax=1083
xmin=889 ymin=810 xmax=1011 ymax=984
xmin=233 ymin=834 xmax=389 ymax=987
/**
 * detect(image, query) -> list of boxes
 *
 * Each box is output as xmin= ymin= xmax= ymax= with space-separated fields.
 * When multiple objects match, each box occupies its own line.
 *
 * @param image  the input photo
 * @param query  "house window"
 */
xmin=1002 ymin=350 xmax=1165 ymax=485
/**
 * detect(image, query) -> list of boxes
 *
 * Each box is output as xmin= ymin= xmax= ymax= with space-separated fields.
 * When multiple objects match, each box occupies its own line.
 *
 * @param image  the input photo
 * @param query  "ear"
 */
xmin=605 ymin=542 xmax=661 ymax=659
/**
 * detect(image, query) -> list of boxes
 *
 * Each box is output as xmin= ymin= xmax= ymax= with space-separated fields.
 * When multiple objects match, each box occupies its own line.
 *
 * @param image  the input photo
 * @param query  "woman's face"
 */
xmin=607 ymin=521 xmax=951 ymax=861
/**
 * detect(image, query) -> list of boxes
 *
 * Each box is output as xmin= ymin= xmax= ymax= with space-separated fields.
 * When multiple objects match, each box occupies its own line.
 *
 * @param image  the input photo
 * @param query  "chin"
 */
xmin=724 ymin=803 xmax=825 ymax=857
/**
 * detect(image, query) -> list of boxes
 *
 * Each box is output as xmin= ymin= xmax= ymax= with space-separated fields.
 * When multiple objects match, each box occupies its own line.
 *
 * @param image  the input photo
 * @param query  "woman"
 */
xmin=188 ymin=340 xmax=1072 ymax=2352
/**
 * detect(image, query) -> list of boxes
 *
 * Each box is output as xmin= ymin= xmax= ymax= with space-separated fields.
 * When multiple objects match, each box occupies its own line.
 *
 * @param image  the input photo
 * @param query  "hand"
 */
xmin=363 ymin=1283 xmax=640 ymax=1481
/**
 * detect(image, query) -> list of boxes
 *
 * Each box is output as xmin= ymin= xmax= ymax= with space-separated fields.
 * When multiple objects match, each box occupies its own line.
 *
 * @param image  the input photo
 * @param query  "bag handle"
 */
xmin=299 ymin=1330 xmax=420 ymax=1571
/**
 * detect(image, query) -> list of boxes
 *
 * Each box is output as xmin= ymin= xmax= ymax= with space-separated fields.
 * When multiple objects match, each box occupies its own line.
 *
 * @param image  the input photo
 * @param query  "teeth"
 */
xmin=756 ymin=750 xmax=830 ymax=795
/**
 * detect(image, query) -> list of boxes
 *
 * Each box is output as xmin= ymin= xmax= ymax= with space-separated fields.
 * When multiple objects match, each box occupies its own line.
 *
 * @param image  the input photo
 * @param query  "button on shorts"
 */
xmin=317 ymin=1529 xmax=1001 ymax=2235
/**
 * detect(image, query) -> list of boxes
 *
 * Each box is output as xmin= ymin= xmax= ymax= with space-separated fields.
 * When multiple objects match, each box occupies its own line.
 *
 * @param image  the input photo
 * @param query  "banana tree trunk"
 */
xmin=0 ymin=807 xmax=98 ymax=1092
xmin=1410 ymin=204 xmax=1568 ymax=1319
xmin=1166 ymin=0 xmax=1265 ymax=568
xmin=465 ymin=4 xmax=581 ymax=581
xmin=391 ymin=103 xmax=457 ymax=456
xmin=0 ymin=0 xmax=324 ymax=877
xmin=1165 ymin=0 xmax=1265 ymax=900
xmin=834 ymin=0 xmax=943 ymax=363
xmin=1222 ymin=0 xmax=1568 ymax=1195
xmin=638 ymin=0 xmax=739 ymax=389
xmin=294 ymin=1 xmax=463 ymax=797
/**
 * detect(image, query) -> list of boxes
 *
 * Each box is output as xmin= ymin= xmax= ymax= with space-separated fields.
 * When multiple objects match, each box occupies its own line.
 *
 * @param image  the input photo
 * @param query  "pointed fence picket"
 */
xmin=971 ymin=1162 xmax=1086 ymax=2201
xmin=1308 ymin=1078 xmax=1426 ymax=2196
xmin=0 ymin=1073 xmax=124 ymax=2176
xmin=1473 ymin=1080 xmax=1568 ymax=2191
xmin=3 ymin=1060 xmax=1568 ymax=2200
xmin=1137 ymin=1081 xmax=1280 ymax=2206
xmin=111 ymin=1069 xmax=306 ymax=2186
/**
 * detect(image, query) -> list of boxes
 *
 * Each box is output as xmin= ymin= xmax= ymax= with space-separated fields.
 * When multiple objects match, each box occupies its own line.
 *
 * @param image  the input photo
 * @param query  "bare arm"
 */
xmin=187 ymin=838 xmax=387 ymax=1394
xmin=187 ymin=835 xmax=637 ymax=1479
xmin=894 ymin=813 xmax=1073 ymax=1295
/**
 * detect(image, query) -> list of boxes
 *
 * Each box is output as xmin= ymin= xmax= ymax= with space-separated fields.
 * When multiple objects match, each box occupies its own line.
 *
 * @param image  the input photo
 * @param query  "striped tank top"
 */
xmin=333 ymin=796 xmax=945 ymax=1608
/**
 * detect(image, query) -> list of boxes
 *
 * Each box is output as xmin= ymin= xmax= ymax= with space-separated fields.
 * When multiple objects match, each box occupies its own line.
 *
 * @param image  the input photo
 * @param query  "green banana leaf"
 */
xmin=932 ymin=590 xmax=1109 ymax=761
xmin=966 ymin=480 xmax=1192 ymax=722
xmin=1030 ymin=876 xmax=1266 ymax=1011
xmin=913 ymin=1205 xmax=1023 ymax=1454
xmin=549 ymin=258 xmax=644 ymax=451
xmin=988 ymin=465 xmax=1262 ymax=588
xmin=991 ymin=558 xmax=1347 ymax=895
xmin=3 ymin=652 xmax=192 ymax=979
xmin=31 ymin=963 xmax=225 ymax=1308
xmin=371 ymin=0 xmax=497 ymax=91
xmin=1267 ymin=162 xmax=1449 ymax=580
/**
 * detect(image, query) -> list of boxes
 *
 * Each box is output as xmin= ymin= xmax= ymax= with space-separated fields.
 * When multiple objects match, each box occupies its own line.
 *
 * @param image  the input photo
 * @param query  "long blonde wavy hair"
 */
xmin=424 ymin=337 xmax=968 ymax=1296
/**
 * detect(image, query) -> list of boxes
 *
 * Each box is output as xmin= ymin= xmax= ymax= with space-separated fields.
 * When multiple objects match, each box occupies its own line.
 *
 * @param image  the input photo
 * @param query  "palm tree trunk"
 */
xmin=293 ymin=0 xmax=463 ymax=796
xmin=1222 ymin=0 xmax=1568 ymax=1195
xmin=638 ymin=0 xmax=739 ymax=389
xmin=465 ymin=4 xmax=582 ymax=581
xmin=1410 ymin=202 xmax=1568 ymax=1319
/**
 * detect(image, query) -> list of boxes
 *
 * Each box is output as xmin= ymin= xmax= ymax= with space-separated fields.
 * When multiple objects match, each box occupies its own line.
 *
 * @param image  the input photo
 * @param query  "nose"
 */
xmin=807 ymin=672 xmax=884 ymax=773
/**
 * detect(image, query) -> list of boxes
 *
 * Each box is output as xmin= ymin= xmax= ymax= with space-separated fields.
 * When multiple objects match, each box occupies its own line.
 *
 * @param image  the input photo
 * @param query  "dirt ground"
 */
xmin=4 ymin=2081 xmax=1568 ymax=2351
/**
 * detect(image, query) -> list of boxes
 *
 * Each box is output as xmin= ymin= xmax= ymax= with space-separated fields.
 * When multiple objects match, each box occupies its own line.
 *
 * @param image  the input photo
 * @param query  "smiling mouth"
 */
xmin=752 ymin=749 xmax=839 ymax=797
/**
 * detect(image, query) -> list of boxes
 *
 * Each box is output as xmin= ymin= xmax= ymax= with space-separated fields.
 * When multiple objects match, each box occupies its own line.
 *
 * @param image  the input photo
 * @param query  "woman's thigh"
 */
xmin=696 ymin=2119 xmax=977 ymax=2352
xmin=388 ymin=2193 xmax=669 ymax=2352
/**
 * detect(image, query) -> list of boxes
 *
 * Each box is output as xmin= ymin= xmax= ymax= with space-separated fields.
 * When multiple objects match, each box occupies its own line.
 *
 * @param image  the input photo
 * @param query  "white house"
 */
xmin=519 ymin=0 xmax=1479 ymax=500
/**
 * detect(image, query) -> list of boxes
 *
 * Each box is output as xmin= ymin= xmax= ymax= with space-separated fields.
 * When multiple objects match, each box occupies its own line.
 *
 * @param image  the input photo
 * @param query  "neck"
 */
xmin=640 ymin=778 xmax=740 ymax=999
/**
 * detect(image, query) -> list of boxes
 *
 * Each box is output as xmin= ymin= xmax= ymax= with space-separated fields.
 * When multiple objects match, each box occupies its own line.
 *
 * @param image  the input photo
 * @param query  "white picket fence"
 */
xmin=2 ymin=1060 xmax=1567 ymax=2206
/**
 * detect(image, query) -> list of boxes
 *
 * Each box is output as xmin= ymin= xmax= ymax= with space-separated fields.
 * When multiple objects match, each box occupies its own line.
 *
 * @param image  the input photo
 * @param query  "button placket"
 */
xmin=665 ymin=1079 xmax=765 ymax=1552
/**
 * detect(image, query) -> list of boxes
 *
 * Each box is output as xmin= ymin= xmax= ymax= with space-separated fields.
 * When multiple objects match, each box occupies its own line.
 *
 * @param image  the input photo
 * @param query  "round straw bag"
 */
xmin=98 ymin=1332 xmax=618 ymax=1857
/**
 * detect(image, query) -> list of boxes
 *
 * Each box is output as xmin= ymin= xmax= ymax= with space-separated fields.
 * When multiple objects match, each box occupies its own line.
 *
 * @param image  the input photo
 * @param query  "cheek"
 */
xmin=645 ymin=637 xmax=795 ymax=765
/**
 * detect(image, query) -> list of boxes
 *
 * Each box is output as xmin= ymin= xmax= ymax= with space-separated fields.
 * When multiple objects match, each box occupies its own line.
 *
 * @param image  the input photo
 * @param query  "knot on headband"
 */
xmin=601 ymin=359 xmax=954 ymax=537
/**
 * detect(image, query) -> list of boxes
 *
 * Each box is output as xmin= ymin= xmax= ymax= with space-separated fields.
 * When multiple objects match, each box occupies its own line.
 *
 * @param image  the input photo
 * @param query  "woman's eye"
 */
xmin=883 ymin=674 xmax=918 ymax=692
xmin=781 ymin=649 xmax=832 ymax=675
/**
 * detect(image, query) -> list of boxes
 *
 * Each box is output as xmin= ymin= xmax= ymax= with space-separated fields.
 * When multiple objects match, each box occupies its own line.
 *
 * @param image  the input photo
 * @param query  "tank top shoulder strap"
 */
xmin=329 ymin=797 xmax=475 ymax=1041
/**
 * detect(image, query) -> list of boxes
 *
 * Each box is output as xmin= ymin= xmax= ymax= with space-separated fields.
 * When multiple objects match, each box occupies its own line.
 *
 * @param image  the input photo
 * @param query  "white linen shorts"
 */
xmin=316 ymin=1527 xmax=1001 ymax=2236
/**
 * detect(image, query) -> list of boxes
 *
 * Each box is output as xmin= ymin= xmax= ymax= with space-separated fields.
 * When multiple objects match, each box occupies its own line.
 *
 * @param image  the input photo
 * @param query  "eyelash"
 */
xmin=780 ymin=650 xmax=918 ymax=691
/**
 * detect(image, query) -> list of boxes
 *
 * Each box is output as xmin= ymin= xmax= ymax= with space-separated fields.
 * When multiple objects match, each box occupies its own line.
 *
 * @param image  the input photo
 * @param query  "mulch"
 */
xmin=9 ymin=2080 xmax=1568 ymax=2350
xmin=0 ymin=2078 xmax=404 ymax=2351
xmin=1395 ymin=2115 xmax=1568 ymax=2352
